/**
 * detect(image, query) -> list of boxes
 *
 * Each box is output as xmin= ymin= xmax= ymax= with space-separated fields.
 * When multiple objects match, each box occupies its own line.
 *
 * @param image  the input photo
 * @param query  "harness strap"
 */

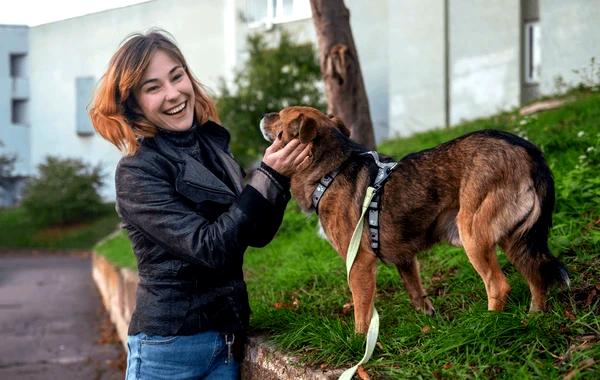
xmin=311 ymin=168 xmax=340 ymax=214
xmin=312 ymin=151 xmax=398 ymax=253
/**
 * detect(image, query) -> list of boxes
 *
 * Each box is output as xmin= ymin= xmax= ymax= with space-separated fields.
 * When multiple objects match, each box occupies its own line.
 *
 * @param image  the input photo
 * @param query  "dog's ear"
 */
xmin=328 ymin=114 xmax=351 ymax=137
xmin=291 ymin=114 xmax=318 ymax=143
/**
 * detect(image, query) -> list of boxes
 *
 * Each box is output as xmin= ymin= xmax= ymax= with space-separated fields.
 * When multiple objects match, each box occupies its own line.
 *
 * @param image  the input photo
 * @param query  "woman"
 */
xmin=90 ymin=30 xmax=310 ymax=379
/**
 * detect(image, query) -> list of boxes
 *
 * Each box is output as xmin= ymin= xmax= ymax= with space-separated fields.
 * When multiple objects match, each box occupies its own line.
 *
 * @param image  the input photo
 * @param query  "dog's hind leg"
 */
xmin=499 ymin=174 xmax=569 ymax=312
xmin=457 ymin=210 xmax=511 ymax=311
xmin=396 ymin=258 xmax=435 ymax=315
xmin=500 ymin=233 xmax=569 ymax=312
xmin=348 ymin=248 xmax=378 ymax=334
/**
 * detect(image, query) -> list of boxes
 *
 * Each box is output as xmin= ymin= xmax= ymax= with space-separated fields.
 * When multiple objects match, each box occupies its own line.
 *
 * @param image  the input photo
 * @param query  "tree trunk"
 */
xmin=310 ymin=0 xmax=376 ymax=150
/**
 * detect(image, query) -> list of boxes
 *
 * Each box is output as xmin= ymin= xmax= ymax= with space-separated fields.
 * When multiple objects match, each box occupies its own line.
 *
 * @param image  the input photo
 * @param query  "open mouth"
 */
xmin=164 ymin=101 xmax=187 ymax=116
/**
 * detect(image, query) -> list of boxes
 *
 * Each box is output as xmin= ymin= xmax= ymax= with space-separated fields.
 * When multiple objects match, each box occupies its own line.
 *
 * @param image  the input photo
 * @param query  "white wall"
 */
xmin=449 ymin=0 xmax=521 ymax=125
xmin=0 ymin=25 xmax=30 ymax=175
xmin=539 ymin=0 xmax=600 ymax=95
xmin=28 ymin=0 xmax=230 ymax=199
xmin=388 ymin=0 xmax=446 ymax=137
xmin=346 ymin=0 xmax=390 ymax=142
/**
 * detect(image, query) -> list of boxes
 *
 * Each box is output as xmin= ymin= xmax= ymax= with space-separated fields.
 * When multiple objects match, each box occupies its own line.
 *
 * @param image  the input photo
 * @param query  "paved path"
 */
xmin=0 ymin=253 xmax=124 ymax=379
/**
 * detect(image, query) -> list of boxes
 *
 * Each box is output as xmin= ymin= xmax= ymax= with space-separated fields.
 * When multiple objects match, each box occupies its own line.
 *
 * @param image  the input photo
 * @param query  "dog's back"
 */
xmin=380 ymin=129 xmax=568 ymax=311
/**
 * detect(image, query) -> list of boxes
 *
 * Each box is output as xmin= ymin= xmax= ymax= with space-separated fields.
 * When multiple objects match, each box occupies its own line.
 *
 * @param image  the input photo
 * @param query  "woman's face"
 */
xmin=134 ymin=49 xmax=195 ymax=132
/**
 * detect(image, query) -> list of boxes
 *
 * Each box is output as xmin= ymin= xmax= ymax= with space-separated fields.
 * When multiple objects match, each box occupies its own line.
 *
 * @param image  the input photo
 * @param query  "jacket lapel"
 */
xmin=200 ymin=135 xmax=244 ymax=195
xmin=153 ymin=131 xmax=237 ymax=205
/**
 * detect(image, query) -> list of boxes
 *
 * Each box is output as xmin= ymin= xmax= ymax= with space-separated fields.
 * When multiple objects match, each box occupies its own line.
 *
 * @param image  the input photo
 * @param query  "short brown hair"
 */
xmin=89 ymin=29 xmax=219 ymax=155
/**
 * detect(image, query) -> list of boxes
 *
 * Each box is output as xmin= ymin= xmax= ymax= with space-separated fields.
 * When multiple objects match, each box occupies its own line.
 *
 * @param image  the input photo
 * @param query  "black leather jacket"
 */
xmin=115 ymin=121 xmax=290 ymax=336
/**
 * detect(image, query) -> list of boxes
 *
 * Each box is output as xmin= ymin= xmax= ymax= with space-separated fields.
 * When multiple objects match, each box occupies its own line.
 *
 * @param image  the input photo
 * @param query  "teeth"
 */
xmin=165 ymin=102 xmax=186 ymax=115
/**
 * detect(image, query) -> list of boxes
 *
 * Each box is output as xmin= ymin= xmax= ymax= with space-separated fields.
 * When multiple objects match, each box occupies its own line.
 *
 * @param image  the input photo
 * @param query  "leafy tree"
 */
xmin=0 ymin=141 xmax=16 ymax=179
xmin=21 ymin=157 xmax=105 ymax=226
xmin=217 ymin=32 xmax=325 ymax=168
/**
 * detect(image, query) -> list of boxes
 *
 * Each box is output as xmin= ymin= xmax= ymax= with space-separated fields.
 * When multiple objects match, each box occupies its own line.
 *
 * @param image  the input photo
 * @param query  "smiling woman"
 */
xmin=88 ymin=29 xmax=311 ymax=379
xmin=134 ymin=50 xmax=195 ymax=132
xmin=89 ymin=31 xmax=217 ymax=155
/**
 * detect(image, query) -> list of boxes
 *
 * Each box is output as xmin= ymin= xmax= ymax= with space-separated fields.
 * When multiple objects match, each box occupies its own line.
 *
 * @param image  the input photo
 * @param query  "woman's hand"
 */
xmin=262 ymin=137 xmax=311 ymax=177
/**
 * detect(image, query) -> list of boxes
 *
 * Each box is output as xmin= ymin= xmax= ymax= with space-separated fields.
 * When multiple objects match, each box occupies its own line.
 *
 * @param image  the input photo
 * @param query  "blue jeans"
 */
xmin=125 ymin=330 xmax=240 ymax=380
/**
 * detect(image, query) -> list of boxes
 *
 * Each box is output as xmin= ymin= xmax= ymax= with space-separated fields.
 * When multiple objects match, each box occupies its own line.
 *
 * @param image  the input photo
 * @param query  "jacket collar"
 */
xmin=150 ymin=121 xmax=244 ymax=200
xmin=152 ymin=120 xmax=229 ymax=162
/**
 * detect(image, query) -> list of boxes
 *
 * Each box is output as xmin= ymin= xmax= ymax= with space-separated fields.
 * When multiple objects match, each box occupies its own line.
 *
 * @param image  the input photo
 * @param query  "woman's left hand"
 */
xmin=262 ymin=137 xmax=311 ymax=177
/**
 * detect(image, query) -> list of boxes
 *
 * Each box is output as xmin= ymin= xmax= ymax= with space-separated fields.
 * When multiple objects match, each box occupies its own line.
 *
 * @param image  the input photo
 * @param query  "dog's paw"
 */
xmin=418 ymin=297 xmax=436 ymax=316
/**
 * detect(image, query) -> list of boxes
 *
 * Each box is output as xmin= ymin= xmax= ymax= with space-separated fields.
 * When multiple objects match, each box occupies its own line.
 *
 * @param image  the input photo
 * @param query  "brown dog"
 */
xmin=260 ymin=106 xmax=569 ymax=334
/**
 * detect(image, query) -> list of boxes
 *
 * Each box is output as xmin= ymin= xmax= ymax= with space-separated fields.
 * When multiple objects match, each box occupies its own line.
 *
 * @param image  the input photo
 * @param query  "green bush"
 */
xmin=22 ymin=157 xmax=105 ymax=226
xmin=216 ymin=32 xmax=325 ymax=167
xmin=0 ymin=140 xmax=16 ymax=179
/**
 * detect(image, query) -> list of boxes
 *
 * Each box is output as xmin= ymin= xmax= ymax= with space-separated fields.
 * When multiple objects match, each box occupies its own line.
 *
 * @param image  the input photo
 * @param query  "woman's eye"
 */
xmin=173 ymin=73 xmax=183 ymax=81
xmin=146 ymin=85 xmax=159 ymax=93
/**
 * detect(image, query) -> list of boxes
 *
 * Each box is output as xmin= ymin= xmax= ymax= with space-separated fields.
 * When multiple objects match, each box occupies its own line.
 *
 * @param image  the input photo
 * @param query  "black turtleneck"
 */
xmin=158 ymin=124 xmax=235 ymax=192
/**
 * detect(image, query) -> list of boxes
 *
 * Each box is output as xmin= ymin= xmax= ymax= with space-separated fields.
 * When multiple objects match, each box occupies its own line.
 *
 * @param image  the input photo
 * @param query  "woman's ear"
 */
xmin=328 ymin=114 xmax=350 ymax=137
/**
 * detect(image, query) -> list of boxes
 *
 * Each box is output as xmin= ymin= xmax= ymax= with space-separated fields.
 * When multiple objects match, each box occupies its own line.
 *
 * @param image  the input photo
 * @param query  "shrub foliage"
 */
xmin=22 ymin=157 xmax=105 ymax=226
xmin=216 ymin=32 xmax=325 ymax=167
xmin=0 ymin=140 xmax=16 ymax=179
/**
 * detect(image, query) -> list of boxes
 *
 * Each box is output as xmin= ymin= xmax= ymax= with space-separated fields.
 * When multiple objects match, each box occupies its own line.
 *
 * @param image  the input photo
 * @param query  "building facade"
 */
xmin=0 ymin=0 xmax=598 ymax=201
xmin=0 ymin=24 xmax=29 ymax=176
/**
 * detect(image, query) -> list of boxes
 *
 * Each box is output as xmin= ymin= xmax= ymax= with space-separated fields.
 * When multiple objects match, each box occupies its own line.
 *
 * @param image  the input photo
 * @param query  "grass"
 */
xmin=0 ymin=203 xmax=120 ymax=251
xmin=97 ymin=91 xmax=600 ymax=378
xmin=94 ymin=230 xmax=136 ymax=268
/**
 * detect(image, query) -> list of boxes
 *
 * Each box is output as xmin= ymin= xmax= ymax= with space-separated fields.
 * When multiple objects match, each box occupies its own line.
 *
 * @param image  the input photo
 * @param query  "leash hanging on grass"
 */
xmin=339 ymin=186 xmax=380 ymax=380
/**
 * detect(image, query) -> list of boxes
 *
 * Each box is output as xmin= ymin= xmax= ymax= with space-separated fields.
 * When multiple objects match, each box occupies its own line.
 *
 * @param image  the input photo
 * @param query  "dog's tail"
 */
xmin=503 ymin=149 xmax=570 ymax=294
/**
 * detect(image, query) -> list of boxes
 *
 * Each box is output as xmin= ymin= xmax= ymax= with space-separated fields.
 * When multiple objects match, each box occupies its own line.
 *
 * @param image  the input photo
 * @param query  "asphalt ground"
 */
xmin=0 ymin=252 xmax=125 ymax=379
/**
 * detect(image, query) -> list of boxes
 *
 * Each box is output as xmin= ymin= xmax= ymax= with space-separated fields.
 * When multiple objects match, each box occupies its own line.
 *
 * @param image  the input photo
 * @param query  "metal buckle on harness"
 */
xmin=361 ymin=151 xmax=398 ymax=189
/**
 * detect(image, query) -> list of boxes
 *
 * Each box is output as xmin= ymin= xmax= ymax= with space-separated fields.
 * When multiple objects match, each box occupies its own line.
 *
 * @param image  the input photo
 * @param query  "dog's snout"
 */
xmin=259 ymin=113 xmax=277 ymax=142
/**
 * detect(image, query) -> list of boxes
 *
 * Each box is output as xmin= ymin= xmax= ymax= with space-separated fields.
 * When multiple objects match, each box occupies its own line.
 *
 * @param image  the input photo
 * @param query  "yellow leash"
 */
xmin=339 ymin=186 xmax=380 ymax=380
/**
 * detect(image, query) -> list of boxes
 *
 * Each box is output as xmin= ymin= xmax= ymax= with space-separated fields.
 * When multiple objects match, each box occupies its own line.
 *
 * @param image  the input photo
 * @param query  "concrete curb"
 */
xmin=91 ymin=252 xmax=343 ymax=379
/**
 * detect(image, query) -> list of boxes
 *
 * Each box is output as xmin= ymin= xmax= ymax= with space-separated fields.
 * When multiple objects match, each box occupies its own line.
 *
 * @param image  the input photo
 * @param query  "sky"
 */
xmin=0 ymin=0 xmax=151 ymax=26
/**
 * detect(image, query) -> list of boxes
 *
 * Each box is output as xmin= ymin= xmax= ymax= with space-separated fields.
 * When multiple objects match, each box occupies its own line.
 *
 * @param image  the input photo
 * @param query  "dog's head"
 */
xmin=259 ymin=106 xmax=350 ymax=145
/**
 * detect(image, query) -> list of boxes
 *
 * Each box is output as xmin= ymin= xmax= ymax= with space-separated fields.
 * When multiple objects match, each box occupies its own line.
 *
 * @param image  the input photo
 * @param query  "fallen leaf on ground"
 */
xmin=357 ymin=365 xmax=371 ymax=380
xmin=563 ymin=358 xmax=596 ymax=380
xmin=564 ymin=309 xmax=576 ymax=321
xmin=342 ymin=302 xmax=353 ymax=315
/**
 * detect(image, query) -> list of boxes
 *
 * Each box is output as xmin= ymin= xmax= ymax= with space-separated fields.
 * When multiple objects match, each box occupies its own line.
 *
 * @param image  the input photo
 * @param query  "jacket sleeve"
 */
xmin=116 ymin=160 xmax=290 ymax=269
xmin=242 ymin=165 xmax=291 ymax=247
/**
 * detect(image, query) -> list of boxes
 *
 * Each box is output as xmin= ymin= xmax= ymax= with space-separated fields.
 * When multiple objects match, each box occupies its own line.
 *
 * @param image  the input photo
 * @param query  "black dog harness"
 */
xmin=311 ymin=151 xmax=398 ymax=253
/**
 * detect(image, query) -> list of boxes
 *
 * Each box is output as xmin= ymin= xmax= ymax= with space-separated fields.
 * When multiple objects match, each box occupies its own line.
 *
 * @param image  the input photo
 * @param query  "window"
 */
xmin=524 ymin=21 xmax=540 ymax=84
xmin=10 ymin=54 xmax=27 ymax=78
xmin=12 ymin=100 xmax=28 ymax=125
xmin=246 ymin=0 xmax=311 ymax=26
xmin=76 ymin=77 xmax=95 ymax=136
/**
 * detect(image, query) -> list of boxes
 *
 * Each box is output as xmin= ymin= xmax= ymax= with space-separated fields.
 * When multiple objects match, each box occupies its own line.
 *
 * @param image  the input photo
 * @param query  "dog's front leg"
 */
xmin=348 ymin=249 xmax=378 ymax=334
